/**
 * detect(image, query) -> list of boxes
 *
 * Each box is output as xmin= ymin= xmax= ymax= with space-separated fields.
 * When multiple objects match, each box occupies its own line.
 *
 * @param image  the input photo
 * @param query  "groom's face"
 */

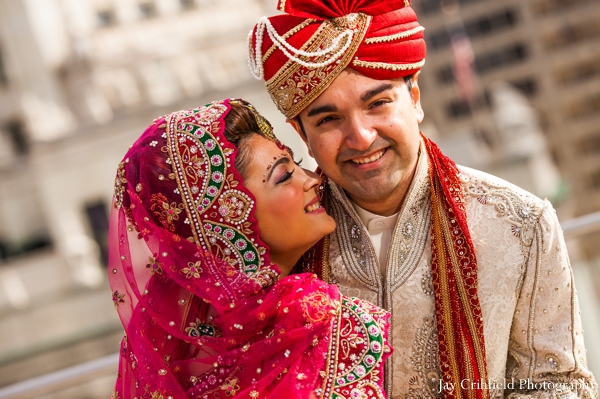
xmin=290 ymin=69 xmax=424 ymax=215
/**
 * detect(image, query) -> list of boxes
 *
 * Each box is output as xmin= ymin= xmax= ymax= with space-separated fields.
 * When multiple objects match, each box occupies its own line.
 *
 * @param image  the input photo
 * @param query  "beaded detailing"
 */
xmin=114 ymin=161 xmax=127 ymax=209
xmin=327 ymin=145 xmax=430 ymax=306
xmin=165 ymin=102 xmax=277 ymax=285
xmin=278 ymin=0 xmax=286 ymax=12
xmin=253 ymin=13 xmax=371 ymax=118
xmin=326 ymin=147 xmax=431 ymax=395
xmin=364 ymin=26 xmax=425 ymax=44
xmin=249 ymin=16 xmax=355 ymax=80
xmin=329 ymin=192 xmax=382 ymax=300
xmin=318 ymin=297 xmax=390 ymax=399
xmin=261 ymin=19 xmax=314 ymax=63
xmin=185 ymin=318 xmax=221 ymax=338
xmin=352 ymin=58 xmax=426 ymax=71
xmin=461 ymin=172 xmax=543 ymax=253
xmin=407 ymin=318 xmax=440 ymax=399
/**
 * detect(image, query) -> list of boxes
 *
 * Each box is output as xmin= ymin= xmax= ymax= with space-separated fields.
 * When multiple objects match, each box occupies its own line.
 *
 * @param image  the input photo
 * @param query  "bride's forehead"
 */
xmin=247 ymin=135 xmax=291 ymax=163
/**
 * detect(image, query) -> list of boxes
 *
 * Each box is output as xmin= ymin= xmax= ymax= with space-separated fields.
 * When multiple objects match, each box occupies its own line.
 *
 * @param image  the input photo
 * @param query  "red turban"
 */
xmin=248 ymin=0 xmax=427 ymax=118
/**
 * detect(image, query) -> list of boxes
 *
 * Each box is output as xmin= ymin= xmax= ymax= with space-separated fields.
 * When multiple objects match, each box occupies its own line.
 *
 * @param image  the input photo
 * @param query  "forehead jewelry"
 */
xmin=263 ymin=153 xmax=289 ymax=183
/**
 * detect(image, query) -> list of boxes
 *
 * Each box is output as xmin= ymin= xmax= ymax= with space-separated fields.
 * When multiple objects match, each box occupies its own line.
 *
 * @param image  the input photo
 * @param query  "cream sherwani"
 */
xmin=323 ymin=147 xmax=597 ymax=398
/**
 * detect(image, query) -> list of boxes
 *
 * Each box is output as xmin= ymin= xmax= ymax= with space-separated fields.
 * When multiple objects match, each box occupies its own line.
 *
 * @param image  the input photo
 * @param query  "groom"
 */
xmin=248 ymin=1 xmax=597 ymax=398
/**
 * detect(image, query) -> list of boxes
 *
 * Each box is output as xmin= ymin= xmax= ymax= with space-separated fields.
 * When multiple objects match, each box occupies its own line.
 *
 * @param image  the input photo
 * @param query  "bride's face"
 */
xmin=243 ymin=135 xmax=336 ymax=273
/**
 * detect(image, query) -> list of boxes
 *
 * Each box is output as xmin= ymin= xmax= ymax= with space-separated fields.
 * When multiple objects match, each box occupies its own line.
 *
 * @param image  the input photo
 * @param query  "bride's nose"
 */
xmin=302 ymin=169 xmax=320 ymax=192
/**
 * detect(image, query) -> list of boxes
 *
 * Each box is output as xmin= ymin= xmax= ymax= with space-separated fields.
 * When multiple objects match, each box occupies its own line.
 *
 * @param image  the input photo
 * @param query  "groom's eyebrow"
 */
xmin=306 ymin=103 xmax=337 ymax=118
xmin=267 ymin=157 xmax=290 ymax=181
xmin=360 ymin=83 xmax=394 ymax=102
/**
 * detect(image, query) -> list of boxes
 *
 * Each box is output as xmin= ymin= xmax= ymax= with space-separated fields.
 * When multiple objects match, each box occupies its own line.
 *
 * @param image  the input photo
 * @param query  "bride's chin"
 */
xmin=313 ymin=215 xmax=336 ymax=242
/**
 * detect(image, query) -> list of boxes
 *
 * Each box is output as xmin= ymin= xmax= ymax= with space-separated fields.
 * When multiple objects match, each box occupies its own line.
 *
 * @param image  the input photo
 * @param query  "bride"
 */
xmin=109 ymin=99 xmax=392 ymax=398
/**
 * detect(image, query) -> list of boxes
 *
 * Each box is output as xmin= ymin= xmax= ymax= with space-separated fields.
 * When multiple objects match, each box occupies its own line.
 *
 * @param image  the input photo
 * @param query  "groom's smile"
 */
xmin=291 ymin=69 xmax=424 ymax=216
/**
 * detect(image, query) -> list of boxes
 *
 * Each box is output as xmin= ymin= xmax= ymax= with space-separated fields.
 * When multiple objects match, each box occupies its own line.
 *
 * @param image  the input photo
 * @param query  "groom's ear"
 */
xmin=286 ymin=117 xmax=314 ymax=158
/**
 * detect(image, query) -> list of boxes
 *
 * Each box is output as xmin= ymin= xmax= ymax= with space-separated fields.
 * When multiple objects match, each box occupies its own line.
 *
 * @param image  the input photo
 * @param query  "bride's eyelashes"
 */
xmin=276 ymin=168 xmax=295 ymax=184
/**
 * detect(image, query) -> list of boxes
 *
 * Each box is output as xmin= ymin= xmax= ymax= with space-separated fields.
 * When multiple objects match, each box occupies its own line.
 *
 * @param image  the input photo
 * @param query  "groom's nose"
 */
xmin=343 ymin=115 xmax=377 ymax=152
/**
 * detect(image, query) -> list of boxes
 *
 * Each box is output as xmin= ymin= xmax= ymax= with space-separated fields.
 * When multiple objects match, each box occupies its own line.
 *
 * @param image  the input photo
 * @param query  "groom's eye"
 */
xmin=372 ymin=100 xmax=387 ymax=108
xmin=316 ymin=115 xmax=337 ymax=126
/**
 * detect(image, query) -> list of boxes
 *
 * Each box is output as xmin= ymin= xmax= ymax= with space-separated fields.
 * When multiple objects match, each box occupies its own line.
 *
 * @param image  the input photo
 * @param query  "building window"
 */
xmin=0 ymin=48 xmax=7 ymax=88
xmin=588 ymin=168 xmax=600 ymax=190
xmin=139 ymin=2 xmax=158 ymax=19
xmin=446 ymin=92 xmax=490 ymax=119
xmin=566 ymin=92 xmax=600 ymax=120
xmin=97 ymin=10 xmax=117 ymax=27
xmin=555 ymin=57 xmax=600 ymax=84
xmin=579 ymin=133 xmax=600 ymax=156
xmin=545 ymin=18 xmax=600 ymax=50
xmin=4 ymin=119 xmax=28 ymax=156
xmin=85 ymin=201 xmax=110 ymax=266
xmin=180 ymin=0 xmax=196 ymax=10
xmin=555 ymin=56 xmax=600 ymax=85
xmin=437 ymin=43 xmax=528 ymax=85
xmin=418 ymin=0 xmax=494 ymax=16
xmin=427 ymin=8 xmax=519 ymax=50
xmin=475 ymin=43 xmax=528 ymax=73
xmin=511 ymin=77 xmax=538 ymax=97
xmin=534 ymin=0 xmax=596 ymax=15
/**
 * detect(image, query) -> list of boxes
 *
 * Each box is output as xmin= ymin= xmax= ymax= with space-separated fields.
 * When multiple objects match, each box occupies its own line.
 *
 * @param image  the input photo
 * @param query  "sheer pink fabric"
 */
xmin=108 ymin=99 xmax=391 ymax=399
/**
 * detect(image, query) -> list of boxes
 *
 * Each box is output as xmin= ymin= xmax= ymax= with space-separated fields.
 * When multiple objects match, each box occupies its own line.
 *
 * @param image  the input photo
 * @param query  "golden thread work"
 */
xmin=352 ymin=58 xmax=425 ymax=71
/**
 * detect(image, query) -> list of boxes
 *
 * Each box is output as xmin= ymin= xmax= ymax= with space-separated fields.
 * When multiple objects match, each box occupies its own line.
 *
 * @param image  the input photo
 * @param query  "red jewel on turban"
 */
xmin=248 ymin=0 xmax=427 ymax=118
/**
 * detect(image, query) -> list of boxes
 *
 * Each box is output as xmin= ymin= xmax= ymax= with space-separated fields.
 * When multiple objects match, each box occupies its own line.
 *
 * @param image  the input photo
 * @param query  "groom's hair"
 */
xmin=295 ymin=74 xmax=414 ymax=137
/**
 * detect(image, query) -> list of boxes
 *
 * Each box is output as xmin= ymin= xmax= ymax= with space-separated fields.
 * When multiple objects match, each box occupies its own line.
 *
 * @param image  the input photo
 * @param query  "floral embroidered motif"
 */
xmin=407 ymin=318 xmax=440 ymax=399
xmin=319 ymin=297 xmax=389 ymax=399
xmin=461 ymin=170 xmax=544 ymax=297
xmin=181 ymin=261 xmax=203 ymax=279
xmin=301 ymin=291 xmax=338 ymax=323
xmin=327 ymin=149 xmax=430 ymax=314
xmin=339 ymin=320 xmax=365 ymax=360
xmin=150 ymin=193 xmax=184 ymax=231
xmin=421 ymin=271 xmax=434 ymax=296
xmin=150 ymin=391 xmax=165 ymax=399
xmin=114 ymin=161 xmax=127 ymax=209
xmin=112 ymin=290 xmax=125 ymax=309
xmin=546 ymin=353 xmax=560 ymax=372
xmin=146 ymin=256 xmax=163 ymax=275
xmin=218 ymin=190 xmax=253 ymax=224
xmin=461 ymin=173 xmax=543 ymax=253
xmin=221 ymin=377 xmax=240 ymax=396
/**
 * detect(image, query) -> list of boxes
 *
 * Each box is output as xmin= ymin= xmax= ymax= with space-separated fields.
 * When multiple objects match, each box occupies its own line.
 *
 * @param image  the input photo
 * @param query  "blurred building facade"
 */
xmin=414 ymin=0 xmax=600 ymax=255
xmin=0 ymin=0 xmax=298 ymax=396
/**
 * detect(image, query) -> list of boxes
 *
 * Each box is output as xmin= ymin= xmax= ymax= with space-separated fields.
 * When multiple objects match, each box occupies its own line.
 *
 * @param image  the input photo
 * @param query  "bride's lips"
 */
xmin=304 ymin=196 xmax=325 ymax=214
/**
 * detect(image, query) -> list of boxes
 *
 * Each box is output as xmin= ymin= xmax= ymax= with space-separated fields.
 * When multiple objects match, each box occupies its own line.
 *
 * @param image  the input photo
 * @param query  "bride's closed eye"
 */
xmin=276 ymin=168 xmax=295 ymax=184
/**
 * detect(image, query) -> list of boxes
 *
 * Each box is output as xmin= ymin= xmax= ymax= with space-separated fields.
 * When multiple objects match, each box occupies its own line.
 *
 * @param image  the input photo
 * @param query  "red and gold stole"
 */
xmin=423 ymin=133 xmax=489 ymax=399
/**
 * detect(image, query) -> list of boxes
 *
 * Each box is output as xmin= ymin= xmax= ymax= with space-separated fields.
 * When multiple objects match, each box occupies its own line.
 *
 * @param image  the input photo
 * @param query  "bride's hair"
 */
xmin=223 ymin=100 xmax=266 ymax=178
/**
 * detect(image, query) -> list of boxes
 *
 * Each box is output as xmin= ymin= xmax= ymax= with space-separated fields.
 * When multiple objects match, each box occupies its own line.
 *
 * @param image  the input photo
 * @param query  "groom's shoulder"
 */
xmin=457 ymin=165 xmax=547 ymax=224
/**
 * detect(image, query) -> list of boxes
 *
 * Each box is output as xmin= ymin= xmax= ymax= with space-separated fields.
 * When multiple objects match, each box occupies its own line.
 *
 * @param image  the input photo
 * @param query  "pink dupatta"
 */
xmin=108 ymin=99 xmax=391 ymax=399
